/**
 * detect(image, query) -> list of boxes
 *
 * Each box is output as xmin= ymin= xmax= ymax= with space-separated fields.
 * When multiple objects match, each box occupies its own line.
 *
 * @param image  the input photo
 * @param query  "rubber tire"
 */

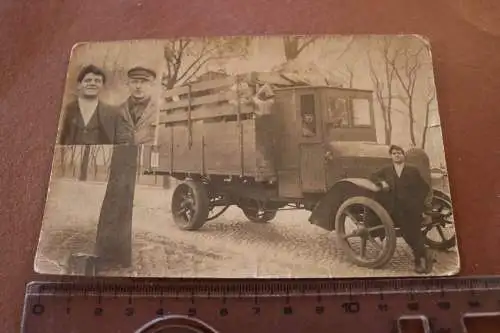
xmin=171 ymin=180 xmax=210 ymax=231
xmin=423 ymin=192 xmax=457 ymax=250
xmin=242 ymin=208 xmax=277 ymax=223
xmin=335 ymin=196 xmax=397 ymax=269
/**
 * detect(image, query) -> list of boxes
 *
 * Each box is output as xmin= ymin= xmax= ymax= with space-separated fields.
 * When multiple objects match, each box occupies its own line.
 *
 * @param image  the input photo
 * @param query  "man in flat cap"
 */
xmin=371 ymin=145 xmax=433 ymax=274
xmin=119 ymin=66 xmax=159 ymax=144
xmin=94 ymin=66 xmax=159 ymax=272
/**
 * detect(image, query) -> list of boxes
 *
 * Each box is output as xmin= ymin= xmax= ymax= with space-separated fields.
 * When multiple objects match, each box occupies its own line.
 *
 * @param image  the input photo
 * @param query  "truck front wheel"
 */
xmin=335 ymin=196 xmax=397 ymax=269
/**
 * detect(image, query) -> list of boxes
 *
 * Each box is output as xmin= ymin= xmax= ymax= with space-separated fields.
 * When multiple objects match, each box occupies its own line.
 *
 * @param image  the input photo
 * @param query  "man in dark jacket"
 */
xmin=371 ymin=145 xmax=433 ymax=274
xmin=59 ymin=64 xmax=131 ymax=145
xmin=118 ymin=66 xmax=158 ymax=145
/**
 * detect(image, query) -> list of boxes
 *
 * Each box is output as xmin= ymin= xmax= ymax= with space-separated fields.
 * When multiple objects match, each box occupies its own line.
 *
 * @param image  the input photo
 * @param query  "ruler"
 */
xmin=21 ymin=277 xmax=500 ymax=333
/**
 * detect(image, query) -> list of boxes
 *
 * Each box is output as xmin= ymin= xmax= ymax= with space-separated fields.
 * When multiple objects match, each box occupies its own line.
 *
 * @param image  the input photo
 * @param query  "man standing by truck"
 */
xmin=94 ymin=66 xmax=158 ymax=273
xmin=371 ymin=145 xmax=434 ymax=274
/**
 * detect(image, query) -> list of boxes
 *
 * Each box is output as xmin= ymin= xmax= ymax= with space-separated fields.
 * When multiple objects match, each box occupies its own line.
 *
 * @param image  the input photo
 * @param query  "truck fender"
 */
xmin=432 ymin=188 xmax=451 ymax=202
xmin=338 ymin=178 xmax=382 ymax=193
xmin=308 ymin=178 xmax=381 ymax=231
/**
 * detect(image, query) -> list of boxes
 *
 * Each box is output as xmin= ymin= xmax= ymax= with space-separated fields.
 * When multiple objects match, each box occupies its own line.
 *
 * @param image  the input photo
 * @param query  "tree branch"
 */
xmin=297 ymin=36 xmax=318 ymax=54
xmin=335 ymin=36 xmax=356 ymax=60
xmin=181 ymin=58 xmax=213 ymax=83
xmin=176 ymin=51 xmax=209 ymax=83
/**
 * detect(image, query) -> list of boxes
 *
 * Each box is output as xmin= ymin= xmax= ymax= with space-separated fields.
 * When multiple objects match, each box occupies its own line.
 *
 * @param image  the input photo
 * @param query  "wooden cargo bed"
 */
xmin=146 ymin=74 xmax=278 ymax=182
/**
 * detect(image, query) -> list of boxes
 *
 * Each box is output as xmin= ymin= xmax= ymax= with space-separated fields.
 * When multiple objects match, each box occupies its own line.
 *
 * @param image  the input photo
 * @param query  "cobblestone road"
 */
xmin=35 ymin=179 xmax=460 ymax=278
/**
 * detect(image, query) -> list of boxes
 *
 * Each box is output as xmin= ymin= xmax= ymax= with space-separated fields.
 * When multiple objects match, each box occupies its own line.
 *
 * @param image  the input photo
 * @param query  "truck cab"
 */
xmin=271 ymin=86 xmax=390 ymax=198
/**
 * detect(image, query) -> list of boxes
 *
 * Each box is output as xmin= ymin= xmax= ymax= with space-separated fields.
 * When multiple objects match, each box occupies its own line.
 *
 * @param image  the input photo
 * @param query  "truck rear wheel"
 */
xmin=335 ymin=196 xmax=396 ymax=269
xmin=171 ymin=180 xmax=210 ymax=230
xmin=422 ymin=191 xmax=456 ymax=251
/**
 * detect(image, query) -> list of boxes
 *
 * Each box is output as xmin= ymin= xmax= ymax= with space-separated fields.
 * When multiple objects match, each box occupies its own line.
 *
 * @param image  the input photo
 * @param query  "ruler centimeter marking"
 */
xmin=22 ymin=276 xmax=500 ymax=333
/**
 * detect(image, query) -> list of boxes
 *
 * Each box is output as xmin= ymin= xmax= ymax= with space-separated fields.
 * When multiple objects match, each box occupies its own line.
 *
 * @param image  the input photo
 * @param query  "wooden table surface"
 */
xmin=1 ymin=1 xmax=500 ymax=332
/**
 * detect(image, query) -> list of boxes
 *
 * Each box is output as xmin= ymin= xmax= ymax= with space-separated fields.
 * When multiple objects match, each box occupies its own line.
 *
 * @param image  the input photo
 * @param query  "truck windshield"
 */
xmin=326 ymin=95 xmax=372 ymax=128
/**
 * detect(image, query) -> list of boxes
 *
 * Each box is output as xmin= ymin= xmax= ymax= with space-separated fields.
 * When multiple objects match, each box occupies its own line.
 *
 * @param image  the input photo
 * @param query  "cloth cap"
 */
xmin=127 ymin=66 xmax=156 ymax=80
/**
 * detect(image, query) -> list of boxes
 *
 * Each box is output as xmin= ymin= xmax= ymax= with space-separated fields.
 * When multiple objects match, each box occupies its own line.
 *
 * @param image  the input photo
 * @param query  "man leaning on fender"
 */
xmin=371 ymin=145 xmax=434 ymax=274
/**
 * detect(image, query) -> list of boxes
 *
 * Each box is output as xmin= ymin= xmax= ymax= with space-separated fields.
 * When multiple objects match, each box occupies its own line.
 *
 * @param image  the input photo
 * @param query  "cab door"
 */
xmin=297 ymin=91 xmax=327 ymax=193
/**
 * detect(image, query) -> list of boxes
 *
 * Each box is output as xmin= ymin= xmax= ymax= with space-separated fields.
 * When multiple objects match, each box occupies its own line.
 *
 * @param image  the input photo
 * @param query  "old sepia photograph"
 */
xmin=34 ymin=35 xmax=459 ymax=278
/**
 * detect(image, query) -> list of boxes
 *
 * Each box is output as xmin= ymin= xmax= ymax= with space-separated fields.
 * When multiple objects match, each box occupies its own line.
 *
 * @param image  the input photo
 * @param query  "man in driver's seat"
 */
xmin=371 ymin=145 xmax=434 ymax=274
xmin=302 ymin=111 xmax=316 ymax=137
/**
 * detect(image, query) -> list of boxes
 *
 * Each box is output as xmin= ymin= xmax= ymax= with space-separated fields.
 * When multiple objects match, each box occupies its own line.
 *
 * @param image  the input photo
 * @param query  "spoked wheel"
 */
xmin=335 ymin=196 xmax=397 ymax=269
xmin=171 ymin=180 xmax=210 ymax=230
xmin=241 ymin=199 xmax=277 ymax=223
xmin=422 ymin=191 xmax=456 ymax=251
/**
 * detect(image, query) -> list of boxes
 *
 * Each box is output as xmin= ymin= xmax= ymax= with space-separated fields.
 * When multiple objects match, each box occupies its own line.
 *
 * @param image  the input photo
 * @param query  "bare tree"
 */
xmin=162 ymin=37 xmax=250 ymax=89
xmin=420 ymin=78 xmax=437 ymax=149
xmin=79 ymin=145 xmax=90 ymax=181
xmin=159 ymin=37 xmax=249 ymax=189
xmin=367 ymin=37 xmax=397 ymax=145
xmin=279 ymin=36 xmax=357 ymax=88
xmin=58 ymin=146 xmax=66 ymax=177
xmin=388 ymin=41 xmax=426 ymax=146
xmin=101 ymin=145 xmax=111 ymax=170
xmin=282 ymin=36 xmax=319 ymax=61
xmin=69 ymin=146 xmax=77 ymax=177
xmin=91 ymin=146 xmax=99 ymax=180
xmin=343 ymin=64 xmax=355 ymax=88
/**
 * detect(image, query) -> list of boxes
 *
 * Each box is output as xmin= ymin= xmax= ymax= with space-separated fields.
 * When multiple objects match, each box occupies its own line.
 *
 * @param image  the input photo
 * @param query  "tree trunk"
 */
xmin=421 ymin=127 xmax=429 ymax=149
xmin=386 ymin=80 xmax=393 ymax=144
xmin=379 ymin=94 xmax=394 ymax=145
xmin=421 ymin=104 xmax=431 ymax=149
xmin=386 ymin=97 xmax=393 ymax=145
xmin=283 ymin=37 xmax=300 ymax=61
xmin=60 ymin=146 xmax=66 ymax=177
xmin=94 ymin=145 xmax=138 ymax=270
xmin=92 ymin=147 xmax=98 ymax=179
xmin=79 ymin=145 xmax=90 ymax=181
xmin=408 ymin=100 xmax=416 ymax=146
xmin=384 ymin=122 xmax=391 ymax=145
xmin=70 ymin=146 xmax=77 ymax=177
xmin=377 ymin=98 xmax=389 ymax=145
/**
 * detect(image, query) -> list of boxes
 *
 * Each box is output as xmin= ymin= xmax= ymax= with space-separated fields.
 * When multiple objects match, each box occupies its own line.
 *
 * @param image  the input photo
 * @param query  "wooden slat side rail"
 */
xmin=162 ymin=86 xmax=255 ymax=110
xmin=163 ymin=76 xmax=238 ymax=98
xmin=158 ymin=104 xmax=255 ymax=124
xmin=163 ymin=90 xmax=235 ymax=110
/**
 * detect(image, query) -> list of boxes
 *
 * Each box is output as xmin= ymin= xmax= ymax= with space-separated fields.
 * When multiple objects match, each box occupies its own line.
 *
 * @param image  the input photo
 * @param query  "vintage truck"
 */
xmin=142 ymin=72 xmax=456 ymax=269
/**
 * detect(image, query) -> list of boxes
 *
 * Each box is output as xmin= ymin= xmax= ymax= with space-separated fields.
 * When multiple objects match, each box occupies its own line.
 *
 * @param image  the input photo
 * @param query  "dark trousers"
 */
xmin=393 ymin=206 xmax=426 ymax=262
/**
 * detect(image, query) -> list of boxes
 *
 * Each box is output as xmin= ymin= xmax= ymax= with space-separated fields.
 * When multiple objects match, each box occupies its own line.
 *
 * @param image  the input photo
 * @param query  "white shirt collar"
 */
xmin=394 ymin=163 xmax=404 ymax=177
xmin=78 ymin=97 xmax=99 ymax=126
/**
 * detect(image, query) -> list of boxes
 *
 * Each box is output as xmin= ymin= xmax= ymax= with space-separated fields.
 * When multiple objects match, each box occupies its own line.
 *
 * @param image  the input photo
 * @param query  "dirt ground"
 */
xmin=34 ymin=178 xmax=460 ymax=278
